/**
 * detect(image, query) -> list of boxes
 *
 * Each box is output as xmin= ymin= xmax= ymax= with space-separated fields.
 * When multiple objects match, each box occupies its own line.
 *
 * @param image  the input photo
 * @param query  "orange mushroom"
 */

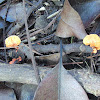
xmin=5 ymin=35 xmax=21 ymax=64
xmin=5 ymin=35 xmax=21 ymax=48
xmin=83 ymin=34 xmax=100 ymax=53
xmin=9 ymin=58 xmax=16 ymax=64
xmin=9 ymin=56 xmax=22 ymax=64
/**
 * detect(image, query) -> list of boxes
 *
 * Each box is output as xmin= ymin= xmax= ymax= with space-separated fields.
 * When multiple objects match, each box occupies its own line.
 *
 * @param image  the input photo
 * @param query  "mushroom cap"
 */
xmin=83 ymin=34 xmax=100 ymax=53
xmin=83 ymin=34 xmax=100 ymax=47
xmin=5 ymin=35 xmax=21 ymax=47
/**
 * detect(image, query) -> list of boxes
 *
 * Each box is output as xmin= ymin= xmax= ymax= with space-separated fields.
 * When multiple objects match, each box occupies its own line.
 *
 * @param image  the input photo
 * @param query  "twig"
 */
xmin=20 ymin=14 xmax=58 ymax=40
xmin=23 ymin=0 xmax=41 ymax=84
xmin=32 ymin=33 xmax=55 ymax=44
xmin=3 ymin=0 xmax=11 ymax=63
xmin=0 ymin=46 xmax=16 ymax=50
xmin=87 ymin=54 xmax=100 ymax=58
xmin=29 ymin=43 xmax=93 ymax=54
xmin=29 ymin=16 xmax=57 ymax=37
xmin=47 ymin=9 xmax=62 ymax=19
xmin=43 ymin=61 xmax=83 ymax=68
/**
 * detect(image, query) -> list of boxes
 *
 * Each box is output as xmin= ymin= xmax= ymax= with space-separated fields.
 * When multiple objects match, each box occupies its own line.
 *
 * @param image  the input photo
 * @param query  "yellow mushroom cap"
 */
xmin=83 ymin=34 xmax=100 ymax=46
xmin=83 ymin=34 xmax=100 ymax=53
xmin=5 ymin=35 xmax=21 ymax=47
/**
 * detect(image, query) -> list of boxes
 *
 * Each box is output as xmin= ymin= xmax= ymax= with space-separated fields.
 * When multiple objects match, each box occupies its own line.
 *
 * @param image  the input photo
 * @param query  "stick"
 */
xmin=30 ymin=43 xmax=93 ymax=54
xmin=0 ymin=63 xmax=50 ymax=84
xmin=23 ymin=0 xmax=41 ymax=84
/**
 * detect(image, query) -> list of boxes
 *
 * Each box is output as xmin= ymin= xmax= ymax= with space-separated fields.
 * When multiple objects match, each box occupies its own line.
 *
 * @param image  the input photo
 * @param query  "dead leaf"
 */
xmin=56 ymin=0 xmax=87 ymax=39
xmin=0 ymin=3 xmax=30 ymax=22
xmin=33 ymin=64 xmax=89 ymax=100
xmin=73 ymin=0 xmax=100 ymax=28
xmin=0 ymin=18 xmax=6 ymax=29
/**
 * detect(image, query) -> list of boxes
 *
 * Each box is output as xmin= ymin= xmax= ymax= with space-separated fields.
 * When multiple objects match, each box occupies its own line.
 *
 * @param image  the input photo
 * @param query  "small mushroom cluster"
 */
xmin=83 ymin=34 xmax=100 ymax=53
xmin=5 ymin=35 xmax=21 ymax=64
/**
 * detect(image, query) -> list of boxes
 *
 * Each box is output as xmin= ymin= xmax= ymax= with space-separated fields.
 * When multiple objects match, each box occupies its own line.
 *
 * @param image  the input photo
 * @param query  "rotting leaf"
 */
xmin=56 ymin=0 xmax=87 ymax=39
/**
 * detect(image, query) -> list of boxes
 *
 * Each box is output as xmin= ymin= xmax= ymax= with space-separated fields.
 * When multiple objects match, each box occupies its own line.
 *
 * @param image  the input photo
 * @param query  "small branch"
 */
xmin=23 ymin=0 xmax=41 ymax=84
xmin=29 ymin=16 xmax=57 ymax=37
xmin=18 ymin=43 xmax=93 ymax=62
xmin=30 ymin=43 xmax=93 ymax=54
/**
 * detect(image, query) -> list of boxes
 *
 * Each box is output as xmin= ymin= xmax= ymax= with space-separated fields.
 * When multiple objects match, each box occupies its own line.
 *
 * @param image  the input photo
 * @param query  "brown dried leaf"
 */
xmin=33 ymin=64 xmax=89 ymax=100
xmin=56 ymin=0 xmax=87 ymax=39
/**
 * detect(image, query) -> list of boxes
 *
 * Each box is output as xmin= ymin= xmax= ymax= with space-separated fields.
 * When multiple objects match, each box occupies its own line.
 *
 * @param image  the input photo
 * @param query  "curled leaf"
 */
xmin=56 ymin=0 xmax=87 ymax=39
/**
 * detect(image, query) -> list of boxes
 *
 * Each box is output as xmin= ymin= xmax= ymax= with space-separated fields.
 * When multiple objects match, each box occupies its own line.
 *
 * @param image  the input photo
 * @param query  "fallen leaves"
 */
xmin=0 ymin=3 xmax=30 ymax=22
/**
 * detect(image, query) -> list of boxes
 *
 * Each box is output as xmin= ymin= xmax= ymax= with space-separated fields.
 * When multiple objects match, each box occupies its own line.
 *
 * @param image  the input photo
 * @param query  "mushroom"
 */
xmin=83 ymin=34 xmax=100 ymax=53
xmin=55 ymin=0 xmax=87 ymax=39
xmin=5 ymin=35 xmax=21 ymax=64
xmin=9 ymin=56 xmax=22 ymax=64
xmin=5 ymin=35 xmax=21 ymax=48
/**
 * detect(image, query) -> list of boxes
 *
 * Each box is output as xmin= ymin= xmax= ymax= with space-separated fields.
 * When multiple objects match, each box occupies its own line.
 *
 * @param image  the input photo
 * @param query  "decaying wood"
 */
xmin=0 ymin=63 xmax=50 ymax=85
xmin=32 ymin=43 xmax=92 ymax=54
xmin=18 ymin=43 xmax=93 ymax=65
xmin=68 ymin=69 xmax=100 ymax=97
xmin=19 ymin=43 xmax=92 ymax=59
xmin=0 ymin=63 xmax=99 ymax=96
